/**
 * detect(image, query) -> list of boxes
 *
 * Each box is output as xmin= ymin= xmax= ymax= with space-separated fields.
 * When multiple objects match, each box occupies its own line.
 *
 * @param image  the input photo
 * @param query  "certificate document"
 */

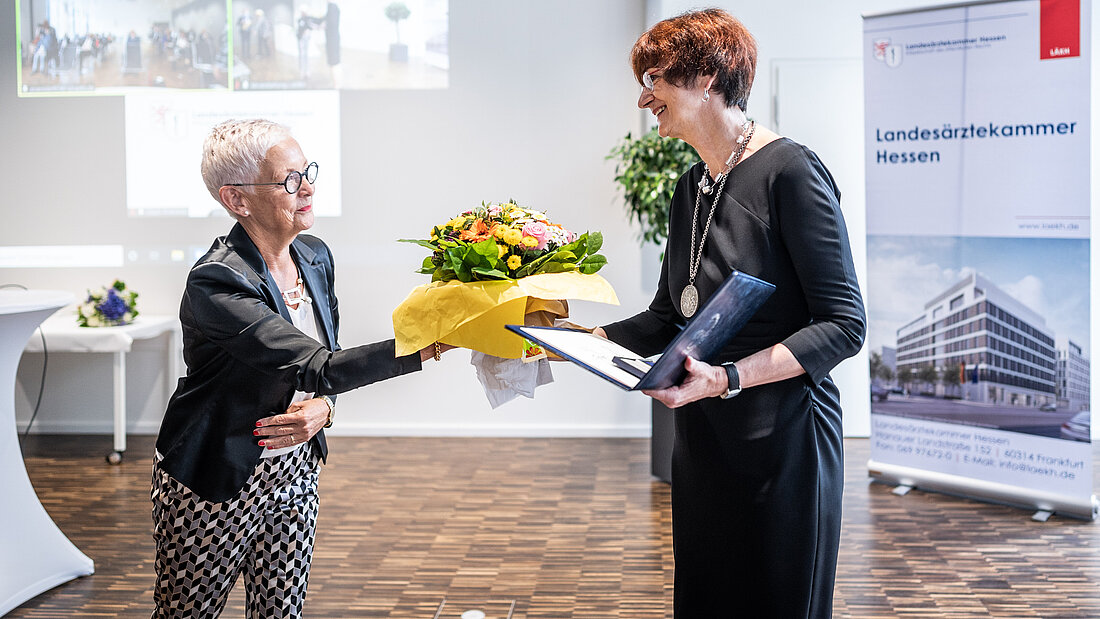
xmin=507 ymin=270 xmax=775 ymax=391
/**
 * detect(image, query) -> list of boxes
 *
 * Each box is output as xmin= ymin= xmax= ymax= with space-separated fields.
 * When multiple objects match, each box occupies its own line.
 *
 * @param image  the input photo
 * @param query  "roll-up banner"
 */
xmin=863 ymin=0 xmax=1094 ymax=519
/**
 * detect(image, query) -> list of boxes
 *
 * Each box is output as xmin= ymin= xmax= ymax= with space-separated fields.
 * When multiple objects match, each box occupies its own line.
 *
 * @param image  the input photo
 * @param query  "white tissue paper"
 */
xmin=471 ymin=350 xmax=554 ymax=409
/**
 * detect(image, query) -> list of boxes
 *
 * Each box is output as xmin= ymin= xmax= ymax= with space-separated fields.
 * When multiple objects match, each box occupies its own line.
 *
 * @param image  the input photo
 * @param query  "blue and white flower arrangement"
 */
xmin=77 ymin=280 xmax=139 ymax=327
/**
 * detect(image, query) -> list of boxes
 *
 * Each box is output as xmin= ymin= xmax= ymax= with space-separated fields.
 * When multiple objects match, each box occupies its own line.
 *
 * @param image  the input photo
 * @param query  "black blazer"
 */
xmin=156 ymin=223 xmax=422 ymax=502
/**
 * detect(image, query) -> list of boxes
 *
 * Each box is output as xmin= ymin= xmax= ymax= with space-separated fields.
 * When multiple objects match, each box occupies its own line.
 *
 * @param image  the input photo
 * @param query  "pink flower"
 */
xmin=521 ymin=221 xmax=550 ymax=250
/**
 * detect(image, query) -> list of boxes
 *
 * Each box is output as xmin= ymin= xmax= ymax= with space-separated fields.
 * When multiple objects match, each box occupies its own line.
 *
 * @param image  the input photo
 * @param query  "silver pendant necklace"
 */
xmin=681 ymin=120 xmax=756 ymax=318
xmin=697 ymin=118 xmax=753 ymax=196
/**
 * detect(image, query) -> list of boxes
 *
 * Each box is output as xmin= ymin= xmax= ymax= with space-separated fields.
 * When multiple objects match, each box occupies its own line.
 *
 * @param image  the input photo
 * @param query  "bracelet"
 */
xmin=434 ymin=341 xmax=442 ymax=362
xmin=320 ymin=395 xmax=336 ymax=428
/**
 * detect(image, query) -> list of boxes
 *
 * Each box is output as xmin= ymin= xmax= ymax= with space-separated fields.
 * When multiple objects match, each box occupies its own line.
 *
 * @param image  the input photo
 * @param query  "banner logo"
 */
xmin=873 ymin=38 xmax=890 ymax=60
xmin=1040 ymin=0 xmax=1080 ymax=59
xmin=872 ymin=37 xmax=903 ymax=67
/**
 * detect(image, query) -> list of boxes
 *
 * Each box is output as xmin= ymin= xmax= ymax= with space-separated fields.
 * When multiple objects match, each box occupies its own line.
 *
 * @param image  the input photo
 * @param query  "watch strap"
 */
xmin=721 ymin=362 xmax=741 ymax=399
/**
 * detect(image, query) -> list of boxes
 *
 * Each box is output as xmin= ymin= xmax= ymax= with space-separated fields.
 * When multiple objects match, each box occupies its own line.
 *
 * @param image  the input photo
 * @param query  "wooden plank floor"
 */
xmin=8 ymin=435 xmax=1100 ymax=618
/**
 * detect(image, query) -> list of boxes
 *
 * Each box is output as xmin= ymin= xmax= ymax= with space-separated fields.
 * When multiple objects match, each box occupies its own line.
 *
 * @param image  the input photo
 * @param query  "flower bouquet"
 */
xmin=77 ymin=280 xmax=139 ymax=327
xmin=404 ymin=201 xmax=608 ymax=282
xmin=393 ymin=201 xmax=619 ymax=361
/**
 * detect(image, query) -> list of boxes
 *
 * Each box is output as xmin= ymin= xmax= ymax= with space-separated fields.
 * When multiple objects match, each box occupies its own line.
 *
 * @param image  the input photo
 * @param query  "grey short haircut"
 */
xmin=200 ymin=119 xmax=293 ymax=213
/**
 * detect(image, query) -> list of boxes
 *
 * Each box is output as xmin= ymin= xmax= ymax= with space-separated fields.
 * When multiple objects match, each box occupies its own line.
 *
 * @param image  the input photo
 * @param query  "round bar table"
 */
xmin=0 ymin=290 xmax=93 ymax=616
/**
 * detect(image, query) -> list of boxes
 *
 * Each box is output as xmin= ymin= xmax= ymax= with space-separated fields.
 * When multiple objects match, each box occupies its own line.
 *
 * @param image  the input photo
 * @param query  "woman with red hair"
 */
xmin=596 ymin=9 xmax=866 ymax=617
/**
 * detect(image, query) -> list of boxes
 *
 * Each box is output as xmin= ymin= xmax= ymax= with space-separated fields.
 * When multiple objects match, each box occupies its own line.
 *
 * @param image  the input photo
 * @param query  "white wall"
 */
xmin=5 ymin=0 xmax=1092 ymax=438
xmin=3 ymin=0 xmax=656 ymax=437
xmin=657 ymin=0 xmax=1095 ymax=437
xmin=654 ymin=0 xmax=922 ymax=436
xmin=656 ymin=0 xmax=923 ymax=127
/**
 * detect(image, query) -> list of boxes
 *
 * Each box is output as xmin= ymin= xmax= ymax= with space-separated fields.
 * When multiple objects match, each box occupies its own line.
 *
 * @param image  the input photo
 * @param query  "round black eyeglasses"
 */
xmin=225 ymin=162 xmax=319 ymax=194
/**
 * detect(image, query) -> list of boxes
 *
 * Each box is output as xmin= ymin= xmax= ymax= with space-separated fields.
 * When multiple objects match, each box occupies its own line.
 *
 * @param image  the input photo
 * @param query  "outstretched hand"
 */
xmin=642 ymin=356 xmax=728 ymax=409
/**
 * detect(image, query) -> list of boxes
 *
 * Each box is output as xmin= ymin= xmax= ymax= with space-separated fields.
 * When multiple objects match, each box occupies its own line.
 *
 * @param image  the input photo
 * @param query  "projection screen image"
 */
xmin=18 ymin=0 xmax=230 ymax=93
xmin=17 ymin=0 xmax=449 ymax=95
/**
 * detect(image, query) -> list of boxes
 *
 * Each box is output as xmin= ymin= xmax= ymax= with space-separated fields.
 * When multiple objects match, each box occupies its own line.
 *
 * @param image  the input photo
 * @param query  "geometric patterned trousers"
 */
xmin=151 ymin=447 xmax=320 ymax=618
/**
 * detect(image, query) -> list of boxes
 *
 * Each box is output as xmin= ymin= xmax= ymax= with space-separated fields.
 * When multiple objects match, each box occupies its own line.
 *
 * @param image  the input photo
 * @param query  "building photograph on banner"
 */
xmin=863 ymin=0 xmax=1092 ymax=517
xmin=867 ymin=236 xmax=1091 ymax=508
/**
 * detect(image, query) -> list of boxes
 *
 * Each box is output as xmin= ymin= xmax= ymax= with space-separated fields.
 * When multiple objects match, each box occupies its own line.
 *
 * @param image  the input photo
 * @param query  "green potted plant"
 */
xmin=607 ymin=127 xmax=699 ymax=483
xmin=385 ymin=2 xmax=410 ymax=62
xmin=607 ymin=126 xmax=699 ymax=247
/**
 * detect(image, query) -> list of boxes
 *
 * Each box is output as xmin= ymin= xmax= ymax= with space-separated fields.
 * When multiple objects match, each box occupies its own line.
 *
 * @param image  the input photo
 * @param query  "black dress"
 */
xmin=603 ymin=138 xmax=865 ymax=618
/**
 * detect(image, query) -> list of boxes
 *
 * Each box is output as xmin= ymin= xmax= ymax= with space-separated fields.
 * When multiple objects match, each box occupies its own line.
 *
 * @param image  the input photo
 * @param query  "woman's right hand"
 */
xmin=592 ymin=327 xmax=608 ymax=339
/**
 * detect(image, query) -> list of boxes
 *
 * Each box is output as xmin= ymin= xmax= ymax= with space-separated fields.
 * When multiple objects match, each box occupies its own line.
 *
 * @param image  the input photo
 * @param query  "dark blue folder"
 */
xmin=506 ymin=270 xmax=775 ymax=391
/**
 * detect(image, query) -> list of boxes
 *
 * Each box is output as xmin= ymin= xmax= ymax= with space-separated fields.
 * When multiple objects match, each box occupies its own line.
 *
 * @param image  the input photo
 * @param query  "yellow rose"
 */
xmin=503 ymin=229 xmax=524 ymax=246
xmin=447 ymin=216 xmax=467 ymax=229
xmin=507 ymin=255 xmax=522 ymax=270
xmin=522 ymin=235 xmax=539 ymax=248
xmin=497 ymin=244 xmax=508 ymax=258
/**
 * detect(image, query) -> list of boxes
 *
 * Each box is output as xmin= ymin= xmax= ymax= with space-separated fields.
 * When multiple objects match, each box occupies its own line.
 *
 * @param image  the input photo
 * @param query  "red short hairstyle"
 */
xmin=630 ymin=8 xmax=757 ymax=111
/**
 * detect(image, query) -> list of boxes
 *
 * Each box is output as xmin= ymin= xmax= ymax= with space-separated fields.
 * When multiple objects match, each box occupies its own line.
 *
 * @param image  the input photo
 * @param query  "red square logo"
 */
xmin=1040 ymin=0 xmax=1080 ymax=59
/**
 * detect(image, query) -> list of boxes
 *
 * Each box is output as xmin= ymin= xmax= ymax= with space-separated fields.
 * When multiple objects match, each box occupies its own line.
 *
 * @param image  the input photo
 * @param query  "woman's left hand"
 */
xmin=642 ymin=356 xmax=727 ymax=409
xmin=255 ymin=398 xmax=330 ymax=450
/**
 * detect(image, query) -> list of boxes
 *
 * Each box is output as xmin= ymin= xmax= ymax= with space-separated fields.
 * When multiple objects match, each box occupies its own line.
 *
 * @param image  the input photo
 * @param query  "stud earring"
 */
xmin=702 ymin=89 xmax=710 ymax=102
xmin=243 ymin=210 xmax=250 ymax=216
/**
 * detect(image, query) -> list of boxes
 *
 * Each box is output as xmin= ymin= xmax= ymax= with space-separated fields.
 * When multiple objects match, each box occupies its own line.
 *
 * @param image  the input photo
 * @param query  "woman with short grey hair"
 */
xmin=151 ymin=118 xmax=447 ymax=618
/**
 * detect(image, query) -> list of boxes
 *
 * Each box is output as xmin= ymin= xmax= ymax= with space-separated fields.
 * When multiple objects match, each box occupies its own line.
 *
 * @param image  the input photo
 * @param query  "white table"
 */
xmin=0 ymin=290 xmax=94 ymax=616
xmin=22 ymin=313 xmax=182 ymax=463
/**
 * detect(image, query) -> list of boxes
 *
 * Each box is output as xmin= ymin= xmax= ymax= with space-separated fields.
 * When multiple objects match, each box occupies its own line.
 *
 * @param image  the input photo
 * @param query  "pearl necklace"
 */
xmin=681 ymin=120 xmax=756 ymax=318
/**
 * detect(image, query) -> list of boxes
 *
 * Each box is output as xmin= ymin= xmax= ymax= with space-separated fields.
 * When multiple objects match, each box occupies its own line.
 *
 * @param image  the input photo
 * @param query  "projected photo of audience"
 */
xmin=235 ymin=0 xmax=448 ymax=90
xmin=18 ymin=0 xmax=229 ymax=94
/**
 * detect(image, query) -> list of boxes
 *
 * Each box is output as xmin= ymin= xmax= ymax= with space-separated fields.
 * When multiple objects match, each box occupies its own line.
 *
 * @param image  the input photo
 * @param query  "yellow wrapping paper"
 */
xmin=393 ymin=272 xmax=619 ymax=359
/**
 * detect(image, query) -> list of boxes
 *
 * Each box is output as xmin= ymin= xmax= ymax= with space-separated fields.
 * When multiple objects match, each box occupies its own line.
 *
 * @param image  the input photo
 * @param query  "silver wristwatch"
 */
xmin=721 ymin=362 xmax=742 ymax=399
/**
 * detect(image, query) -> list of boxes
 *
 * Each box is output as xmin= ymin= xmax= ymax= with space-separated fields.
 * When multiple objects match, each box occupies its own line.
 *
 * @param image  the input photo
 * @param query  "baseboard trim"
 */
xmin=17 ymin=420 xmax=652 ymax=438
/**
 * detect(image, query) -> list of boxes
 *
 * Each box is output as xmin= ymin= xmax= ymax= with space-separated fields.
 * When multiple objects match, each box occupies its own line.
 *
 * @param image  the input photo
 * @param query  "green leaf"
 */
xmin=560 ymin=235 xmax=587 ymax=256
xmin=445 ymin=248 xmax=464 ymax=272
xmin=585 ymin=231 xmax=603 ymax=254
xmin=471 ymin=238 xmax=499 ymax=260
xmin=454 ymin=262 xmax=472 ymax=282
xmin=535 ymin=261 xmax=568 ymax=274
xmin=578 ymin=254 xmax=608 ymax=274
xmin=398 ymin=238 xmax=439 ymax=251
xmin=472 ymin=266 xmax=509 ymax=279
xmin=516 ymin=249 xmax=560 ymax=277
